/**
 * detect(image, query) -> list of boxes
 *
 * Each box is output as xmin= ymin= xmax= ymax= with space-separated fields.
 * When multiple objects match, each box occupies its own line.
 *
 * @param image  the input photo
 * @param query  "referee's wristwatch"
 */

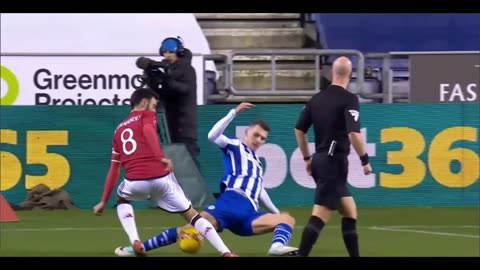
xmin=303 ymin=155 xmax=312 ymax=161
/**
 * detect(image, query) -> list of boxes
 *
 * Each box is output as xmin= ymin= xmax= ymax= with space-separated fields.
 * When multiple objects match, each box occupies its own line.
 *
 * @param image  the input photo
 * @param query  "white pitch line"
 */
xmin=0 ymin=226 xmax=168 ymax=232
xmin=0 ymin=225 xmax=478 ymax=233
xmin=370 ymin=226 xmax=480 ymax=239
xmin=384 ymin=225 xmax=479 ymax=229
xmin=0 ymin=226 xmax=311 ymax=232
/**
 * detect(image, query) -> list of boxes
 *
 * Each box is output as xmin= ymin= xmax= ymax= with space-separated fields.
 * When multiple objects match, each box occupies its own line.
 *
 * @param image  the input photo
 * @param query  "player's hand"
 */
xmin=234 ymin=102 xmax=254 ymax=114
xmin=93 ymin=201 xmax=105 ymax=216
xmin=304 ymin=158 xmax=312 ymax=176
xmin=161 ymin=158 xmax=173 ymax=171
xmin=363 ymin=163 xmax=372 ymax=175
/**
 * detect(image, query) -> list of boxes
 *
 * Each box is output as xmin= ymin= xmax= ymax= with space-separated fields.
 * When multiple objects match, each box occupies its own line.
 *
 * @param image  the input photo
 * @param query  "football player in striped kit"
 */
xmin=115 ymin=102 xmax=298 ymax=257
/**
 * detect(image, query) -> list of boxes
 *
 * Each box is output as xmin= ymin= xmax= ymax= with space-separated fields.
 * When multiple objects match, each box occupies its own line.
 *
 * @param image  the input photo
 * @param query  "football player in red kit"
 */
xmin=93 ymin=88 xmax=237 ymax=257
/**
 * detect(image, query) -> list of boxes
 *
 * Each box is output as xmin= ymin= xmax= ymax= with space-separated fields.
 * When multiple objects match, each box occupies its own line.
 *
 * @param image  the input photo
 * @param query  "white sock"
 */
xmin=117 ymin=203 xmax=140 ymax=245
xmin=193 ymin=217 xmax=230 ymax=254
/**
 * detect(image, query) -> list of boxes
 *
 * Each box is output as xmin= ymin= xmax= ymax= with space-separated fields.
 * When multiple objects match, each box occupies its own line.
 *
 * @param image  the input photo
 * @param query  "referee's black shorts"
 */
xmin=311 ymin=152 xmax=351 ymax=210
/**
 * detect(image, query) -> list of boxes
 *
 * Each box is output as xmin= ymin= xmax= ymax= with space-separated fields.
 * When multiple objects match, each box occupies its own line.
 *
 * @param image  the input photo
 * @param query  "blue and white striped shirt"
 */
xmin=207 ymin=109 xmax=267 ymax=211
xmin=221 ymin=137 xmax=264 ymax=210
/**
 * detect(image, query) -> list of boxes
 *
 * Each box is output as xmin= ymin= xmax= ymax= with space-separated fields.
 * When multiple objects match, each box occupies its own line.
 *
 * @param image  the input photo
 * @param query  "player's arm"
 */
xmin=344 ymin=96 xmax=371 ymax=174
xmin=207 ymin=109 xmax=236 ymax=148
xmin=93 ymin=148 xmax=121 ymax=215
xmin=294 ymin=102 xmax=313 ymax=160
xmin=259 ymin=187 xmax=280 ymax=214
xmin=207 ymin=102 xmax=254 ymax=148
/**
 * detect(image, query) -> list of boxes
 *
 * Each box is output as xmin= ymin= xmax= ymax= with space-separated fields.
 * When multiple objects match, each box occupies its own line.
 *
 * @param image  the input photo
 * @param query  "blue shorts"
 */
xmin=203 ymin=190 xmax=267 ymax=236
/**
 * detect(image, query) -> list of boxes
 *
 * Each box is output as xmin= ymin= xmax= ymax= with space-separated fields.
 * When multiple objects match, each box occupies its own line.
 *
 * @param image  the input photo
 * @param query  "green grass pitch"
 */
xmin=1 ymin=207 xmax=478 ymax=257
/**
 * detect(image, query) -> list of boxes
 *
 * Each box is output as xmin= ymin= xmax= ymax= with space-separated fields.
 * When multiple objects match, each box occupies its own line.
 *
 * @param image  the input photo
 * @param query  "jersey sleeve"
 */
xmin=101 ymin=138 xmax=122 ymax=203
xmin=294 ymin=101 xmax=313 ymax=133
xmin=111 ymin=137 xmax=121 ymax=163
xmin=214 ymin=135 xmax=240 ymax=149
xmin=344 ymin=95 xmax=361 ymax=133
xmin=208 ymin=109 xmax=240 ymax=149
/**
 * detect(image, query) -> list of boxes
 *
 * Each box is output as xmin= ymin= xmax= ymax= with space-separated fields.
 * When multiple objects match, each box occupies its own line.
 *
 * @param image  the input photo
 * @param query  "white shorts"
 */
xmin=116 ymin=173 xmax=191 ymax=213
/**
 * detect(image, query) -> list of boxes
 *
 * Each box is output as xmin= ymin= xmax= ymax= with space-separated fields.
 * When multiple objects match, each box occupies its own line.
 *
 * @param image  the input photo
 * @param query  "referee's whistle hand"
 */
xmin=363 ymin=164 xmax=372 ymax=175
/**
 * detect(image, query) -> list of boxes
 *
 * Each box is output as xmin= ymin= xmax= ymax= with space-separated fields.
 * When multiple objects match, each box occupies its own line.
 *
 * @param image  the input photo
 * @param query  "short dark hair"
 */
xmin=130 ymin=88 xmax=159 ymax=109
xmin=250 ymin=120 xmax=270 ymax=132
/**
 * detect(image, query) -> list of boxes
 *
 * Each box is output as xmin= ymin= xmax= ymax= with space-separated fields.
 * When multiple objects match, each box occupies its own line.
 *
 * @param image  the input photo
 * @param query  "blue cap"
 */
xmin=161 ymin=39 xmax=178 ymax=53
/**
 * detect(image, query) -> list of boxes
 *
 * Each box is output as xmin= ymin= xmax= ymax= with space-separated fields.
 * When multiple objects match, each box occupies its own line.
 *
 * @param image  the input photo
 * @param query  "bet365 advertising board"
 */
xmin=1 ymin=103 xmax=478 ymax=208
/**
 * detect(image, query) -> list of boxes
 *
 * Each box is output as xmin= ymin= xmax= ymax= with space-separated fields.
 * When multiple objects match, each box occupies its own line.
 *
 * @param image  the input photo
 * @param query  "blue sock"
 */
xmin=272 ymin=223 xmax=293 ymax=246
xmin=143 ymin=227 xmax=177 ymax=251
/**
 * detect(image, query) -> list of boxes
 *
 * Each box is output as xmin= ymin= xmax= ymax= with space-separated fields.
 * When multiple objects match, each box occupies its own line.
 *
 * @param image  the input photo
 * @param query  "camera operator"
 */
xmin=136 ymin=37 xmax=200 ymax=168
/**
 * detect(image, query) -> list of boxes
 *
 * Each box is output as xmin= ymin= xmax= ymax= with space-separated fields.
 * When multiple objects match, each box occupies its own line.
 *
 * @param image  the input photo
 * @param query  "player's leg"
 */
xmin=197 ymin=210 xmax=221 ymax=231
xmin=338 ymin=195 xmax=359 ymax=257
xmin=142 ymin=226 xmax=179 ymax=251
xmin=115 ymin=195 xmax=225 ymax=256
xmin=118 ymin=213 xmax=222 ymax=255
xmin=115 ymin=226 xmax=183 ymax=256
xmin=249 ymin=212 xmax=299 ymax=256
xmin=115 ymin=180 xmax=151 ymax=256
xmin=182 ymin=208 xmax=237 ymax=256
xmin=157 ymin=173 xmax=235 ymax=256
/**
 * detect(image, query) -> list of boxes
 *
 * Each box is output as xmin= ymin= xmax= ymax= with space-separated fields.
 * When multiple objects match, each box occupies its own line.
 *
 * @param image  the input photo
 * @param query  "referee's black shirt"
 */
xmin=295 ymin=85 xmax=361 ymax=155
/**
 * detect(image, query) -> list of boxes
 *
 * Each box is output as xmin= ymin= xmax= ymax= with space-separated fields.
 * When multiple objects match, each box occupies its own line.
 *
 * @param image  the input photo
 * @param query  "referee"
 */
xmin=293 ymin=56 xmax=372 ymax=257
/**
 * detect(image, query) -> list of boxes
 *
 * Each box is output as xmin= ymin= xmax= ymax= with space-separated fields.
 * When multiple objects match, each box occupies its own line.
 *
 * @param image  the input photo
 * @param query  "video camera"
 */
xmin=135 ymin=57 xmax=170 ymax=89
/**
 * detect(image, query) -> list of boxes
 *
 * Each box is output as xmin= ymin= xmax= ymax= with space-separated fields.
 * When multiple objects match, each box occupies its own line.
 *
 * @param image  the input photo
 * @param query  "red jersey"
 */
xmin=111 ymin=110 xmax=169 ymax=180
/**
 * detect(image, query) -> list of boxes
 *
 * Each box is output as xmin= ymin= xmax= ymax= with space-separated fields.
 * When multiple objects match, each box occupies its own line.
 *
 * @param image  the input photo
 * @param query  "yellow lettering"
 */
xmin=428 ymin=127 xmax=479 ymax=187
xmin=380 ymin=127 xmax=426 ymax=188
xmin=25 ymin=131 xmax=71 ymax=189
xmin=0 ymin=129 xmax=22 ymax=191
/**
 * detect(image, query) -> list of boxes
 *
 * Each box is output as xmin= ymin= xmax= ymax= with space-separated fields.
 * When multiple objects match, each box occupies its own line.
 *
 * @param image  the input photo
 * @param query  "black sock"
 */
xmin=298 ymin=216 xmax=325 ymax=257
xmin=342 ymin=217 xmax=359 ymax=257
